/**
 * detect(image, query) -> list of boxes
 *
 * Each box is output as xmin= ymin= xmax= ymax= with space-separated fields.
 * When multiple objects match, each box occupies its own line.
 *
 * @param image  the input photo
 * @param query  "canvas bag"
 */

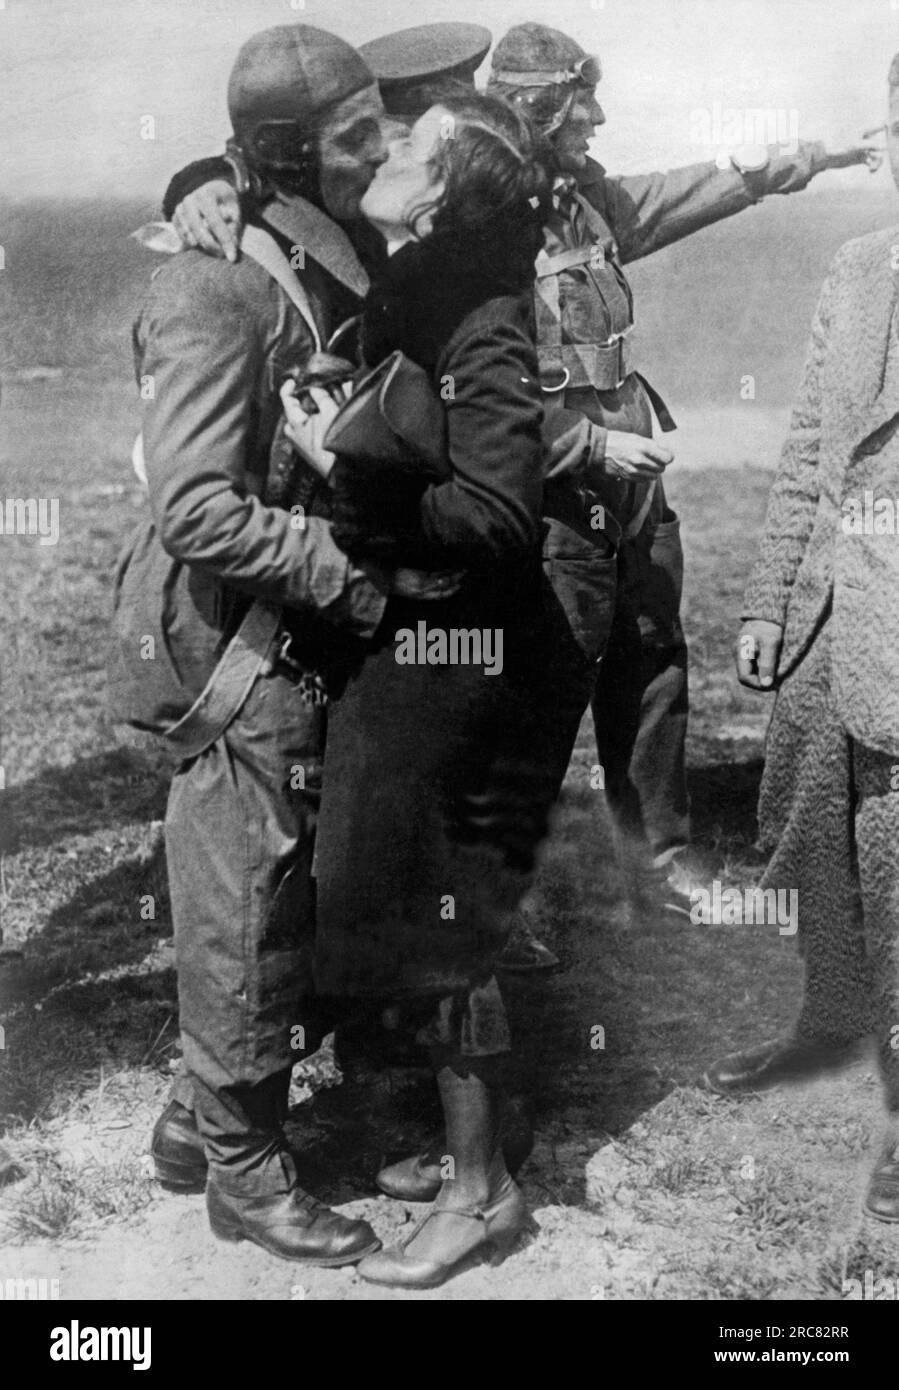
xmin=323 ymin=349 xmax=450 ymax=480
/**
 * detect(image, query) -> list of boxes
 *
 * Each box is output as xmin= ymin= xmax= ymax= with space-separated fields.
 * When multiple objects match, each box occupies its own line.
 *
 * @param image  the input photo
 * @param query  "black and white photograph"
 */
xmin=3 ymin=0 xmax=899 ymax=1329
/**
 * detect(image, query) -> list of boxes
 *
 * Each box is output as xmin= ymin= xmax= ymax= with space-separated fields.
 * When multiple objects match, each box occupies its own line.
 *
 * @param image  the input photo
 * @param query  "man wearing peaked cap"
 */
xmin=359 ymin=22 xmax=491 ymax=121
xmin=359 ymin=20 xmax=490 ymax=83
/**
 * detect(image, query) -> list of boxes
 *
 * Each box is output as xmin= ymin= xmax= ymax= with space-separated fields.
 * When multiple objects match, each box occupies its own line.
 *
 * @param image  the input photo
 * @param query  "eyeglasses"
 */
xmin=492 ymin=54 xmax=602 ymax=90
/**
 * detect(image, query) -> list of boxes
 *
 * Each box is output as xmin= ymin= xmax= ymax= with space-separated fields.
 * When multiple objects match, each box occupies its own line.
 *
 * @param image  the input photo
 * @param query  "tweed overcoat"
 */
xmin=743 ymin=226 xmax=899 ymax=756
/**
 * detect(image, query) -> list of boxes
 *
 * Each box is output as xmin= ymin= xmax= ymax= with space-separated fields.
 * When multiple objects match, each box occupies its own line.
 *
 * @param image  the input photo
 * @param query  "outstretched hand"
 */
xmin=824 ymin=143 xmax=883 ymax=173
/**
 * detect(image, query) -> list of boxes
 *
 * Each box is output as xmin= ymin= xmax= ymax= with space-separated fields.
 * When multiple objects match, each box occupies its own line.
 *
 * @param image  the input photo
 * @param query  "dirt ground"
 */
xmin=3 ymin=1021 xmax=896 ymax=1301
xmin=2 ymin=379 xmax=899 ymax=1300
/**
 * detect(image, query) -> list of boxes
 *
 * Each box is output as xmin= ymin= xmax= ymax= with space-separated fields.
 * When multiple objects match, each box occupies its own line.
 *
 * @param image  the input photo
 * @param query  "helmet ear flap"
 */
xmin=250 ymin=120 xmax=316 ymax=174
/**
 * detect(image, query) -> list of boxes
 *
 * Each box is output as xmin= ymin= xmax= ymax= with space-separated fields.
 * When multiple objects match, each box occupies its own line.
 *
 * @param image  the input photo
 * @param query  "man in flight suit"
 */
xmin=487 ymin=23 xmax=877 ymax=935
xmin=142 ymin=21 xmax=494 ymax=1233
xmin=126 ymin=22 xmax=480 ymax=1263
xmin=169 ymin=22 xmax=876 ymax=952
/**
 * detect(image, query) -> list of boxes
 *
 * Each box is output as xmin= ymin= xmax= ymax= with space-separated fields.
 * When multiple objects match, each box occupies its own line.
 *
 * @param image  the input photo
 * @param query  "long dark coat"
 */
xmin=313 ymin=290 xmax=576 ymax=1001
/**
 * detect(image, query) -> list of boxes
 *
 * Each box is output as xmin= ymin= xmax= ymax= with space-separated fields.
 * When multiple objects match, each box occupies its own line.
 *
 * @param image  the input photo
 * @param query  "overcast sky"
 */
xmin=3 ymin=0 xmax=899 ymax=200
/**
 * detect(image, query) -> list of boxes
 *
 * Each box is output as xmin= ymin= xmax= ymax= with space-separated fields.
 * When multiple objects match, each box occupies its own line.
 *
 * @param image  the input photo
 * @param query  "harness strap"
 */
xmin=634 ymin=372 xmax=677 ymax=432
xmin=535 ymin=246 xmax=597 ymax=278
xmin=571 ymin=190 xmax=615 ymax=245
xmin=623 ymin=485 xmax=657 ymax=542
xmin=537 ymin=337 xmax=635 ymax=391
xmin=241 ymin=224 xmax=323 ymax=351
xmin=533 ymin=223 xmax=635 ymax=391
xmin=160 ymin=600 xmax=282 ymax=761
xmin=533 ymin=260 xmax=564 ymax=352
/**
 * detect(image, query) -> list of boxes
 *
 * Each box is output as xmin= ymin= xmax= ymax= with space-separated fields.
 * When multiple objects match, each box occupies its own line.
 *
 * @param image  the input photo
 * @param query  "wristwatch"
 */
xmin=715 ymin=143 xmax=771 ymax=175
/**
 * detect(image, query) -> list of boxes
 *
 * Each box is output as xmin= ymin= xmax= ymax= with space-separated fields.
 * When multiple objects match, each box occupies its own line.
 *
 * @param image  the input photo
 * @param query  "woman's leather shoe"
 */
xmin=376 ymin=1150 xmax=444 ymax=1202
xmin=864 ymin=1138 xmax=899 ymax=1223
xmin=357 ymin=1178 xmax=526 ymax=1289
xmin=376 ymin=1101 xmax=534 ymax=1201
xmin=150 ymin=1101 xmax=208 ymax=1193
xmin=207 ymin=1180 xmax=380 ymax=1265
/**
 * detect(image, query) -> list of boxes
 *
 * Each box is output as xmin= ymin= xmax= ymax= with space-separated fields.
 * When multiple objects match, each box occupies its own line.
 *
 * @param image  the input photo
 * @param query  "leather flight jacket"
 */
xmin=538 ymin=175 xmax=676 ymax=551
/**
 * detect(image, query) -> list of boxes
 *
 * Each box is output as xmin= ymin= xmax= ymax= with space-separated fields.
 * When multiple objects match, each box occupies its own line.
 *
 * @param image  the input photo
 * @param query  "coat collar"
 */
xmin=260 ymin=191 xmax=370 ymax=300
xmin=576 ymin=157 xmax=607 ymax=187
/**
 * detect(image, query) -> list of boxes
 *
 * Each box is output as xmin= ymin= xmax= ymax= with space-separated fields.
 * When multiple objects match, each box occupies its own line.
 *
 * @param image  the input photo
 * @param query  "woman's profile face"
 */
xmin=360 ymin=104 xmax=449 ymax=239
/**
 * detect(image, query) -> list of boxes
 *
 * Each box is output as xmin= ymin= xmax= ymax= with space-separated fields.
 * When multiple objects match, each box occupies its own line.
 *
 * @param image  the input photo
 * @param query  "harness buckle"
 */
xmin=540 ymin=366 xmax=571 ymax=394
xmin=275 ymin=630 xmax=306 ymax=680
xmin=270 ymin=632 xmax=328 ymax=707
xmin=603 ymin=328 xmax=630 ymax=390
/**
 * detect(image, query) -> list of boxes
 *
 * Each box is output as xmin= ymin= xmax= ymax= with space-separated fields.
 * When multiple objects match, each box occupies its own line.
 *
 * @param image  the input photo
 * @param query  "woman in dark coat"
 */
xmin=282 ymin=90 xmax=556 ymax=1288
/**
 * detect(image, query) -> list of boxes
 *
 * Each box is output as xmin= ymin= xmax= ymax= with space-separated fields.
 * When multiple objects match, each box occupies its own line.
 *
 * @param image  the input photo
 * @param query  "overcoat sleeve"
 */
xmin=741 ymin=248 xmax=845 ymax=625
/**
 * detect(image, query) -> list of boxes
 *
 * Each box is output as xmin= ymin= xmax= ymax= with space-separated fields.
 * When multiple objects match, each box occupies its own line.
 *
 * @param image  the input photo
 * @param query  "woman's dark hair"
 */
xmin=405 ymin=90 xmax=553 ymax=290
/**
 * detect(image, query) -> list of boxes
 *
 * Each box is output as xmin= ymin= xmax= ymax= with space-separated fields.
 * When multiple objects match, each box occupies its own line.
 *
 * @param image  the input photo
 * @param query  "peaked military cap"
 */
xmin=359 ymin=23 xmax=492 ymax=119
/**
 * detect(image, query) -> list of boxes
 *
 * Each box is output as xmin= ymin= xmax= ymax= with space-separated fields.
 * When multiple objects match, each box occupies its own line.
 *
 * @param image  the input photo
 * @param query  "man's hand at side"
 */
xmin=603 ymin=429 xmax=673 ymax=479
xmin=544 ymin=420 xmax=672 ymax=483
xmin=735 ymin=619 xmax=783 ymax=690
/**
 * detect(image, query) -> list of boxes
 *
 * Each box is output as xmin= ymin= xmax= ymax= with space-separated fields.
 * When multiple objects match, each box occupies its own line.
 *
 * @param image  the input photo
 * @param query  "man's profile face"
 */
xmin=888 ymin=90 xmax=899 ymax=194
xmin=553 ymin=84 xmax=606 ymax=173
xmin=316 ymin=83 xmax=390 ymax=220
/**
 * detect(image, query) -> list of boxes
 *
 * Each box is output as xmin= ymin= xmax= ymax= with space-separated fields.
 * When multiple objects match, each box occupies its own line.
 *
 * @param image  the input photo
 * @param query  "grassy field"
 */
xmin=2 ymin=187 xmax=899 ymax=1296
xmin=2 ymin=185 xmax=897 ymax=397
xmin=2 ymin=369 xmax=897 ymax=1298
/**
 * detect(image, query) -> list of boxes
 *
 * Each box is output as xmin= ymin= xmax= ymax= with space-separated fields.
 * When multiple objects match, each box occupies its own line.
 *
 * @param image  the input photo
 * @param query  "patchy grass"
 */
xmin=1 ymin=379 xmax=897 ymax=1297
xmin=7 ymin=1150 xmax=155 ymax=1242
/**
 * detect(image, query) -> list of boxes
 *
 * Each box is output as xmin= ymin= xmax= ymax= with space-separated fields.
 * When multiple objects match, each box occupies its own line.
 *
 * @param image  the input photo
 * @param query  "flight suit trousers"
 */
xmin=165 ymin=668 xmax=325 ymax=1192
xmin=540 ymin=488 xmax=691 ymax=870
xmin=593 ymin=500 xmax=690 ymax=868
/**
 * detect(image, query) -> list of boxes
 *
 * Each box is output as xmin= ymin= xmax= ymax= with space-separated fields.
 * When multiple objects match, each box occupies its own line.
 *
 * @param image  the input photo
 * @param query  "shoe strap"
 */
xmin=428 ymin=1204 xmax=488 ymax=1223
xmin=399 ymin=1205 xmax=487 ymax=1250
